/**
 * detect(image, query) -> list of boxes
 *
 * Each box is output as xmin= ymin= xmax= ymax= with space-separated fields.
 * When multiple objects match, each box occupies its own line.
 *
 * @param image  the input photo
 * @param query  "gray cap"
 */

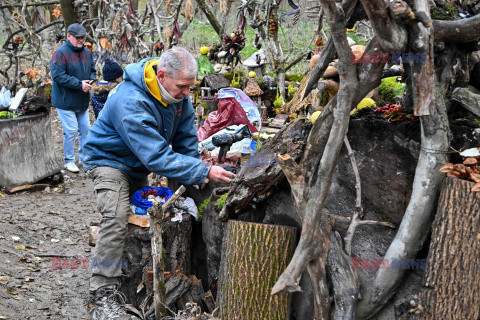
xmin=67 ymin=23 xmax=86 ymax=37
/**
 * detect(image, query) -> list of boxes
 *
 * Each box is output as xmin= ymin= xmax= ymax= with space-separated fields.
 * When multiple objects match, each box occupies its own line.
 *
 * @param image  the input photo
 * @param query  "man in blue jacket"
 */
xmin=82 ymin=47 xmax=235 ymax=320
xmin=51 ymin=23 xmax=96 ymax=173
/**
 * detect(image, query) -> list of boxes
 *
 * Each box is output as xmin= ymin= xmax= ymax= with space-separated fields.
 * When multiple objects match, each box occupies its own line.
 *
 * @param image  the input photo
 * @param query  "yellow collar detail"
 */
xmin=144 ymin=59 xmax=167 ymax=106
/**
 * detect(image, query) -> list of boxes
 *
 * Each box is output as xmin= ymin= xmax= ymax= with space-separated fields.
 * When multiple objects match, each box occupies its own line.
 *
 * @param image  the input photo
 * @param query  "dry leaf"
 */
xmin=99 ymin=37 xmax=111 ymax=50
xmin=85 ymin=41 xmax=94 ymax=51
xmin=185 ymin=0 xmax=194 ymax=21
xmin=439 ymin=163 xmax=454 ymax=173
xmin=470 ymin=173 xmax=480 ymax=183
xmin=112 ymin=19 xmax=119 ymax=32
xmin=453 ymin=164 xmax=467 ymax=175
xmin=25 ymin=68 xmax=39 ymax=79
xmin=472 ymin=182 xmax=480 ymax=192
xmin=220 ymin=0 xmax=227 ymax=13
xmin=15 ymin=245 xmax=26 ymax=250
xmin=463 ymin=157 xmax=477 ymax=166
xmin=7 ymin=288 xmax=18 ymax=295
xmin=45 ymin=9 xmax=51 ymax=24
xmin=52 ymin=7 xmax=62 ymax=19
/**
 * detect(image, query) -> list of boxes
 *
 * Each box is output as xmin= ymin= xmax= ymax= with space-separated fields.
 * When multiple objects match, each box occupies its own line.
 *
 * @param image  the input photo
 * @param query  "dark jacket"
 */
xmin=50 ymin=40 xmax=96 ymax=111
xmin=91 ymin=81 xmax=119 ymax=118
xmin=82 ymin=58 xmax=210 ymax=185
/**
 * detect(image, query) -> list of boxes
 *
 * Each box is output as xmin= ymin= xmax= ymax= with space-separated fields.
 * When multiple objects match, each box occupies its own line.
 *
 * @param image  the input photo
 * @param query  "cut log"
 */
xmin=419 ymin=177 xmax=480 ymax=319
xmin=217 ymin=220 xmax=297 ymax=320
xmin=0 ymin=112 xmax=61 ymax=188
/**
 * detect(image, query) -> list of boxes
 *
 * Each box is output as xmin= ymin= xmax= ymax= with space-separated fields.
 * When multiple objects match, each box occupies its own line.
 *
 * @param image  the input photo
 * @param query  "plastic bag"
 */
xmin=0 ymin=87 xmax=11 ymax=111
xmin=197 ymin=96 xmax=258 ymax=141
xmin=216 ymin=88 xmax=262 ymax=129
xmin=131 ymin=186 xmax=173 ymax=215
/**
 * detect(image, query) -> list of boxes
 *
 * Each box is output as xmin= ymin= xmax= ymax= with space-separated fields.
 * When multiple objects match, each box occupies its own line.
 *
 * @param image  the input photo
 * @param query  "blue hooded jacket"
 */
xmin=82 ymin=58 xmax=210 ymax=186
xmin=50 ymin=39 xmax=96 ymax=111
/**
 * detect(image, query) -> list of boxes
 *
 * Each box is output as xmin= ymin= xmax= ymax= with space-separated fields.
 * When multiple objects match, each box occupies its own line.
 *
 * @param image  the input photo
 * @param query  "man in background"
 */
xmin=51 ymin=23 xmax=96 ymax=173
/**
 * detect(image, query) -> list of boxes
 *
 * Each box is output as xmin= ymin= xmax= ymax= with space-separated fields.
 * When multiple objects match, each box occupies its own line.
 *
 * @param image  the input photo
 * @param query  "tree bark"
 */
xmin=433 ymin=14 xmax=480 ymax=43
xmin=217 ymin=220 xmax=297 ymax=320
xmin=59 ymin=0 xmax=78 ymax=31
xmin=195 ymin=0 xmax=223 ymax=38
xmin=451 ymin=86 xmax=480 ymax=117
xmin=419 ymin=177 xmax=480 ymax=320
xmin=327 ymin=232 xmax=359 ymax=320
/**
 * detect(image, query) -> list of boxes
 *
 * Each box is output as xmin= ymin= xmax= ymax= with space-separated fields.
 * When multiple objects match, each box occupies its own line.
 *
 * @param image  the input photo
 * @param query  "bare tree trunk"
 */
xmin=419 ymin=177 xmax=480 ymax=319
xmin=357 ymin=2 xmax=450 ymax=313
xmin=59 ymin=0 xmax=78 ymax=30
xmin=217 ymin=220 xmax=297 ymax=320
xmin=195 ymin=0 xmax=223 ymax=38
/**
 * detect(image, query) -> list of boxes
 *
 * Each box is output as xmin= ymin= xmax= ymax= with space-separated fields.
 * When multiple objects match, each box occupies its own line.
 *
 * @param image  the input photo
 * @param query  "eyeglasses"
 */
xmin=74 ymin=36 xmax=85 ymax=41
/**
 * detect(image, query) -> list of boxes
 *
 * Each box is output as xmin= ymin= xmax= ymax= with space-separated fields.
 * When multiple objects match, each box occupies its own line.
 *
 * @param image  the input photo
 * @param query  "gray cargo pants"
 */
xmin=87 ymin=166 xmax=148 ymax=292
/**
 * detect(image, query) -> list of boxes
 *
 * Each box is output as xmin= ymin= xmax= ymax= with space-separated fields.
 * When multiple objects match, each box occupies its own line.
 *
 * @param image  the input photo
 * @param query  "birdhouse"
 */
xmin=198 ymin=74 xmax=230 ymax=111
xmin=244 ymin=71 xmax=264 ymax=110
xmin=243 ymin=49 xmax=266 ymax=78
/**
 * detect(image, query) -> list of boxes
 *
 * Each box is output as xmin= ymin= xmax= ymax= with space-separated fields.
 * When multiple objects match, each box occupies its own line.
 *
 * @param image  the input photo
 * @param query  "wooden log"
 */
xmin=0 ymin=112 xmax=61 ymax=188
xmin=420 ymin=177 xmax=480 ymax=319
xmin=217 ymin=220 xmax=297 ymax=320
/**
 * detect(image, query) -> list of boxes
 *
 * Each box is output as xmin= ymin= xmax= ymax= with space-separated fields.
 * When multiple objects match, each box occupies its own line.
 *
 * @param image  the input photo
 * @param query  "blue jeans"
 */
xmin=56 ymin=108 xmax=90 ymax=164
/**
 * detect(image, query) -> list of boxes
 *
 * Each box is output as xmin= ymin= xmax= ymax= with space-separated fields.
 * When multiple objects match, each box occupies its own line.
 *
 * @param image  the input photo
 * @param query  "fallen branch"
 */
xmin=149 ymin=185 xmax=186 ymax=320
xmin=0 ymin=1 xmax=60 ymax=9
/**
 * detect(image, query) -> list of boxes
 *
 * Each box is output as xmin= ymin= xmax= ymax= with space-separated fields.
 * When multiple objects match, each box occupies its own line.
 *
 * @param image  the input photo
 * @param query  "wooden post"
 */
xmin=420 ymin=177 xmax=480 ymax=319
xmin=149 ymin=185 xmax=186 ymax=320
xmin=217 ymin=220 xmax=297 ymax=320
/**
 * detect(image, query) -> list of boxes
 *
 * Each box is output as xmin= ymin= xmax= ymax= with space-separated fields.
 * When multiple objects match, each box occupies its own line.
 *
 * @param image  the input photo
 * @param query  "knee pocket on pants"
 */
xmin=94 ymin=182 xmax=121 ymax=218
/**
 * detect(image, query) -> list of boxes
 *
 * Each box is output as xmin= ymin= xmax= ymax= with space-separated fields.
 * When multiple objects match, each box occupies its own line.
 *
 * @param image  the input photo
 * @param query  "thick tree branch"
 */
xmin=358 ymin=0 xmax=407 ymax=52
xmin=272 ymin=0 xmax=358 ymax=300
xmin=433 ymin=14 xmax=480 ymax=43
xmin=357 ymin=2 xmax=450 ymax=316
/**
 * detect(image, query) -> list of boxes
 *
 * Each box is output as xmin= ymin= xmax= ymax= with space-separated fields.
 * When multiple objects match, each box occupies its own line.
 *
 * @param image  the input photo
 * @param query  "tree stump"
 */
xmin=420 ymin=177 xmax=480 ymax=319
xmin=120 ymin=214 xmax=192 ymax=309
xmin=217 ymin=220 xmax=297 ymax=320
xmin=0 ymin=112 xmax=60 ymax=188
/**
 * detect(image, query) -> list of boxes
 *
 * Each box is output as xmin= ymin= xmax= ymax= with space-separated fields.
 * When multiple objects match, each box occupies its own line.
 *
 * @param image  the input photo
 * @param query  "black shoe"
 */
xmin=92 ymin=285 xmax=139 ymax=320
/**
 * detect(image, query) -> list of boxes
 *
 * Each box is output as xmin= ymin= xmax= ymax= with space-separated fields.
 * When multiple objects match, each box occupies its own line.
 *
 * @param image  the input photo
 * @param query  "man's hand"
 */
xmin=207 ymin=165 xmax=236 ymax=184
xmin=81 ymin=80 xmax=93 ymax=92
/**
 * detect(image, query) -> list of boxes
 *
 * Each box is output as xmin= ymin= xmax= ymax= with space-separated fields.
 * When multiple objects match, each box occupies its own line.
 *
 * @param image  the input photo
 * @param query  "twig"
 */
xmin=343 ymin=136 xmax=396 ymax=255
xmin=149 ymin=185 xmax=186 ymax=320
xmin=0 ymin=1 xmax=60 ymax=9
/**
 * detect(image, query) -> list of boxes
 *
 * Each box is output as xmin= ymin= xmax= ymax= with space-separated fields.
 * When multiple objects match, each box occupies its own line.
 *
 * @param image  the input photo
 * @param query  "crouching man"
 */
xmin=82 ymin=47 xmax=235 ymax=320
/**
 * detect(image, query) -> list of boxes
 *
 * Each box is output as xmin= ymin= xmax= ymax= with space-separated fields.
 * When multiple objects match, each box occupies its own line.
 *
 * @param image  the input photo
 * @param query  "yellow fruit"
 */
xmin=230 ymin=33 xmax=235 ymax=38
xmin=248 ymin=71 xmax=256 ymax=78
xmin=200 ymin=46 xmax=209 ymax=55
xmin=311 ymin=111 xmax=321 ymax=124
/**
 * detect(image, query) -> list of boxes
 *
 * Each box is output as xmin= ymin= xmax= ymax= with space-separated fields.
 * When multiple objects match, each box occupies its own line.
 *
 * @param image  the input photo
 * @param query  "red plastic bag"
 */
xmin=197 ymin=97 xmax=258 ymax=141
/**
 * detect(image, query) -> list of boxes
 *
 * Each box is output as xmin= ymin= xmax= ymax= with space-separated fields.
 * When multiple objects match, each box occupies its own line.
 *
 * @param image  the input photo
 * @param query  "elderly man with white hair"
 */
xmin=82 ymin=47 xmax=235 ymax=320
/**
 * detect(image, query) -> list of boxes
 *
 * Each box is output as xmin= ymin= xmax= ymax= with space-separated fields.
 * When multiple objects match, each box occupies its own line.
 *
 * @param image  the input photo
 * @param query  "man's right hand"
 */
xmin=81 ymin=80 xmax=92 ymax=92
xmin=207 ymin=165 xmax=236 ymax=184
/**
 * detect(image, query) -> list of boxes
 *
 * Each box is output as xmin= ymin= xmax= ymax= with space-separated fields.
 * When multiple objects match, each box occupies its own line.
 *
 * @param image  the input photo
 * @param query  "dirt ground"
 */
xmin=0 ymin=108 xmax=100 ymax=319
